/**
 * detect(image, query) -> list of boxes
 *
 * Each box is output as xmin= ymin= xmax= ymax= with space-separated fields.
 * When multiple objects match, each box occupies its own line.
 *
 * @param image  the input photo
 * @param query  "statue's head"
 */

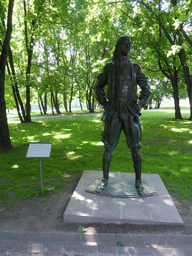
xmin=113 ymin=36 xmax=131 ymax=61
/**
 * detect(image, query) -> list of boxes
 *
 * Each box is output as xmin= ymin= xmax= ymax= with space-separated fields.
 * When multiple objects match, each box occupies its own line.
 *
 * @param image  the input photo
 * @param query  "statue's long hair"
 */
xmin=113 ymin=36 xmax=131 ymax=94
xmin=112 ymin=36 xmax=131 ymax=63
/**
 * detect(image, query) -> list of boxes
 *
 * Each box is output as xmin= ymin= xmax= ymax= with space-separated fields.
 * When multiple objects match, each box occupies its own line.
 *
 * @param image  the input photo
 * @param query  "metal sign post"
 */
xmin=40 ymin=158 xmax=43 ymax=191
xmin=26 ymin=142 xmax=52 ymax=191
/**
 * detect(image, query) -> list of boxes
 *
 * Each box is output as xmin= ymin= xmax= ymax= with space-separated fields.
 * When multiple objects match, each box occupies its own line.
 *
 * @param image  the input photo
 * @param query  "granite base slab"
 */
xmin=63 ymin=171 xmax=184 ymax=225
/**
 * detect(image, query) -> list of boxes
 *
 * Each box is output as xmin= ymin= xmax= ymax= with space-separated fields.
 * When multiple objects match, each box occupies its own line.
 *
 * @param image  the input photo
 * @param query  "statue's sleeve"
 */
xmin=94 ymin=64 xmax=108 ymax=107
xmin=135 ymin=64 xmax=151 ymax=106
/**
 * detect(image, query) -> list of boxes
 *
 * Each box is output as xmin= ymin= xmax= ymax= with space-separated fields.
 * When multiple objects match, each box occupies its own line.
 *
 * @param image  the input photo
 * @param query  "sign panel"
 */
xmin=26 ymin=142 xmax=52 ymax=158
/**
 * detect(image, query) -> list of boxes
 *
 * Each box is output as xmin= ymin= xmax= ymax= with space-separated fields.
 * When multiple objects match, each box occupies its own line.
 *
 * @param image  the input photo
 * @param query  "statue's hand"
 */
xmin=137 ymin=100 xmax=143 ymax=111
xmin=138 ymin=99 xmax=145 ymax=109
xmin=104 ymin=101 xmax=113 ymax=111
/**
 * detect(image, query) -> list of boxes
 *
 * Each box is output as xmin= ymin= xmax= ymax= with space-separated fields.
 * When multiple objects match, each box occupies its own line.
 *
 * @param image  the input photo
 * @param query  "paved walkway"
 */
xmin=8 ymin=112 xmax=102 ymax=122
xmin=0 ymin=230 xmax=192 ymax=255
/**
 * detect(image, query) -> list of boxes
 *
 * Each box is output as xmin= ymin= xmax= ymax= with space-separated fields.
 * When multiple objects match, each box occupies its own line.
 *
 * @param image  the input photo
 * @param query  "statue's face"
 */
xmin=117 ymin=38 xmax=130 ymax=56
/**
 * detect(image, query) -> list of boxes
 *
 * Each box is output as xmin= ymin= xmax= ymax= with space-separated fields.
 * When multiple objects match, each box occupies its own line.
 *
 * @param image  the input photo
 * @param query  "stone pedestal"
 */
xmin=63 ymin=171 xmax=184 ymax=225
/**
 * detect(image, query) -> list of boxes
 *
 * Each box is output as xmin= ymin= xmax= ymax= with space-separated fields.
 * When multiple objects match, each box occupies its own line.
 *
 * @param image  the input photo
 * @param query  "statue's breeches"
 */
xmin=102 ymin=110 xmax=142 ymax=157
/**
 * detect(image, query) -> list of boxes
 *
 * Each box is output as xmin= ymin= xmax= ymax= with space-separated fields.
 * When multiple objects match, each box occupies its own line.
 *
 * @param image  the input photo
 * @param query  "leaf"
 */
xmin=116 ymin=241 xmax=125 ymax=246
xmin=77 ymin=226 xmax=86 ymax=233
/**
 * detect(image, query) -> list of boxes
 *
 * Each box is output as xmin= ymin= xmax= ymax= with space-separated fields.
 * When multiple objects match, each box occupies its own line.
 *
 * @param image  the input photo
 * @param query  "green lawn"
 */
xmin=1 ymin=108 xmax=192 ymax=206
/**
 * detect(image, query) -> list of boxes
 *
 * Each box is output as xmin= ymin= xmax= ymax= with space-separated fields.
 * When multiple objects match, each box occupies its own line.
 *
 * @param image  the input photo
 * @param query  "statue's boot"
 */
xmin=132 ymin=149 xmax=146 ymax=197
xmin=98 ymin=156 xmax=111 ymax=193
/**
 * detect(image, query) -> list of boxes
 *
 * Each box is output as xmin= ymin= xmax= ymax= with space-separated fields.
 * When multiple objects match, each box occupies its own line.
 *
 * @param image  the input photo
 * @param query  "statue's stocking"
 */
xmin=131 ymin=149 xmax=146 ymax=196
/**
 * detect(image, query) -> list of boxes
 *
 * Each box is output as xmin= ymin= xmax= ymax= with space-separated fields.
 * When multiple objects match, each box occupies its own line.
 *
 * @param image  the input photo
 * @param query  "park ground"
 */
xmin=0 ymin=108 xmax=192 ymax=235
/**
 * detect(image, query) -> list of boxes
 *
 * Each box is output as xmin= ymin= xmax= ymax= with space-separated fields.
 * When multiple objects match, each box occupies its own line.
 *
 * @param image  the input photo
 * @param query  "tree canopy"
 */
xmin=0 ymin=0 xmax=192 ymax=151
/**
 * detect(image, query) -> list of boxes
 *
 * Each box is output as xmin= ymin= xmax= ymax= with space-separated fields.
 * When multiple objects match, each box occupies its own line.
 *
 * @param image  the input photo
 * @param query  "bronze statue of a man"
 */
xmin=94 ymin=36 xmax=151 ymax=196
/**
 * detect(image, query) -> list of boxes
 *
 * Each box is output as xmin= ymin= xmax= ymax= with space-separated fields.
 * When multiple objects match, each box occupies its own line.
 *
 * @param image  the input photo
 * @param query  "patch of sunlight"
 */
xmin=161 ymin=125 xmax=168 ymax=129
xmin=28 ymin=136 xmax=35 ymax=140
xmin=54 ymin=134 xmax=71 ymax=139
xmin=8 ymin=120 xmax=20 ymax=124
xmin=168 ymin=151 xmax=179 ymax=156
xmin=66 ymin=151 xmax=83 ymax=160
xmin=91 ymin=141 xmax=104 ymax=146
xmin=68 ymin=151 xmax=75 ymax=155
xmin=167 ymin=45 xmax=182 ymax=57
xmin=183 ymin=121 xmax=192 ymax=124
xmin=12 ymin=164 xmax=19 ymax=169
xmin=21 ymin=130 xmax=26 ymax=132
xmin=151 ymin=245 xmax=181 ymax=255
xmin=173 ymin=171 xmax=180 ymax=177
xmin=83 ymin=141 xmax=88 ymax=144
xmin=117 ymin=201 xmax=126 ymax=206
xmin=42 ymin=133 xmax=50 ymax=136
xmin=73 ymin=191 xmax=85 ymax=201
xmin=72 ymin=191 xmax=98 ymax=210
xmin=189 ymin=140 xmax=192 ymax=144
xmin=92 ymin=119 xmax=101 ymax=123
xmin=39 ymin=121 xmax=49 ymax=127
xmin=76 ymin=212 xmax=90 ymax=217
xmin=85 ymin=242 xmax=98 ymax=246
xmin=130 ymin=197 xmax=145 ymax=203
xmin=181 ymin=167 xmax=190 ymax=172
xmin=171 ymin=128 xmax=189 ymax=132
xmin=163 ymin=199 xmax=174 ymax=206
xmin=109 ymin=173 xmax=116 ymax=178
xmin=86 ymin=227 xmax=97 ymax=234
xmin=158 ymin=109 xmax=175 ymax=113
xmin=62 ymin=174 xmax=71 ymax=178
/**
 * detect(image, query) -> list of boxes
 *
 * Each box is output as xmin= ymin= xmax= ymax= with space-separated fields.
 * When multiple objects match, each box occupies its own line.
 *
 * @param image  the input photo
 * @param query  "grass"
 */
xmin=1 ymin=108 xmax=192 ymax=207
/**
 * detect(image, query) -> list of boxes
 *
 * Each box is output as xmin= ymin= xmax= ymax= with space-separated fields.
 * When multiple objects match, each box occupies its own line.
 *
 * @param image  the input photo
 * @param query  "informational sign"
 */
xmin=26 ymin=142 xmax=52 ymax=158
xmin=26 ymin=142 xmax=52 ymax=191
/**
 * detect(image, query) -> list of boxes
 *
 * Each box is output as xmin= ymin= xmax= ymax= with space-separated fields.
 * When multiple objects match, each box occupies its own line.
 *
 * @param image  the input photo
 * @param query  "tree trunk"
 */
xmin=63 ymin=92 xmax=68 ymax=112
xmin=178 ymin=47 xmax=192 ymax=120
xmin=0 ymin=0 xmax=14 ymax=152
xmin=79 ymin=97 xmax=83 ymax=110
xmin=38 ymin=96 xmax=43 ymax=115
xmin=54 ymin=92 xmax=61 ymax=114
xmin=0 ymin=71 xmax=13 ymax=152
xmin=23 ymin=0 xmax=36 ymax=123
xmin=44 ymin=93 xmax=47 ymax=113
xmin=51 ymin=92 xmax=55 ymax=115
xmin=8 ymin=46 xmax=26 ymax=122
xmin=171 ymin=73 xmax=182 ymax=119
xmin=86 ymin=79 xmax=96 ymax=113
xmin=25 ymin=86 xmax=31 ymax=122
xmin=91 ymin=93 xmax=95 ymax=113
xmin=40 ymin=94 xmax=47 ymax=115
xmin=69 ymin=83 xmax=74 ymax=113
xmin=6 ymin=61 xmax=24 ymax=123
xmin=78 ymin=89 xmax=83 ymax=110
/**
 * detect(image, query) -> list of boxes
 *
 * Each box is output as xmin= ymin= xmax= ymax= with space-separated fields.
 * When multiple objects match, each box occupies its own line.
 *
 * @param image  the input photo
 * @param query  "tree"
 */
xmin=149 ymin=79 xmax=172 ymax=109
xmin=0 ymin=0 xmax=14 ymax=152
xmin=2 ymin=0 xmax=191 ymax=121
xmin=6 ymin=0 xmax=53 ymax=122
xmin=135 ymin=0 xmax=192 ymax=119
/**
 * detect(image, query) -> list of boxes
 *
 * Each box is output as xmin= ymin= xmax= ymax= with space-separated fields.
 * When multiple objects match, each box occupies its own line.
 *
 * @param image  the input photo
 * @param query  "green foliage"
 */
xmin=0 ymin=0 xmax=6 ymax=42
xmin=3 ymin=0 xmax=191 ymax=115
xmin=116 ymin=242 xmax=125 ymax=246
xmin=150 ymin=79 xmax=172 ymax=100
xmin=77 ymin=226 xmax=86 ymax=233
